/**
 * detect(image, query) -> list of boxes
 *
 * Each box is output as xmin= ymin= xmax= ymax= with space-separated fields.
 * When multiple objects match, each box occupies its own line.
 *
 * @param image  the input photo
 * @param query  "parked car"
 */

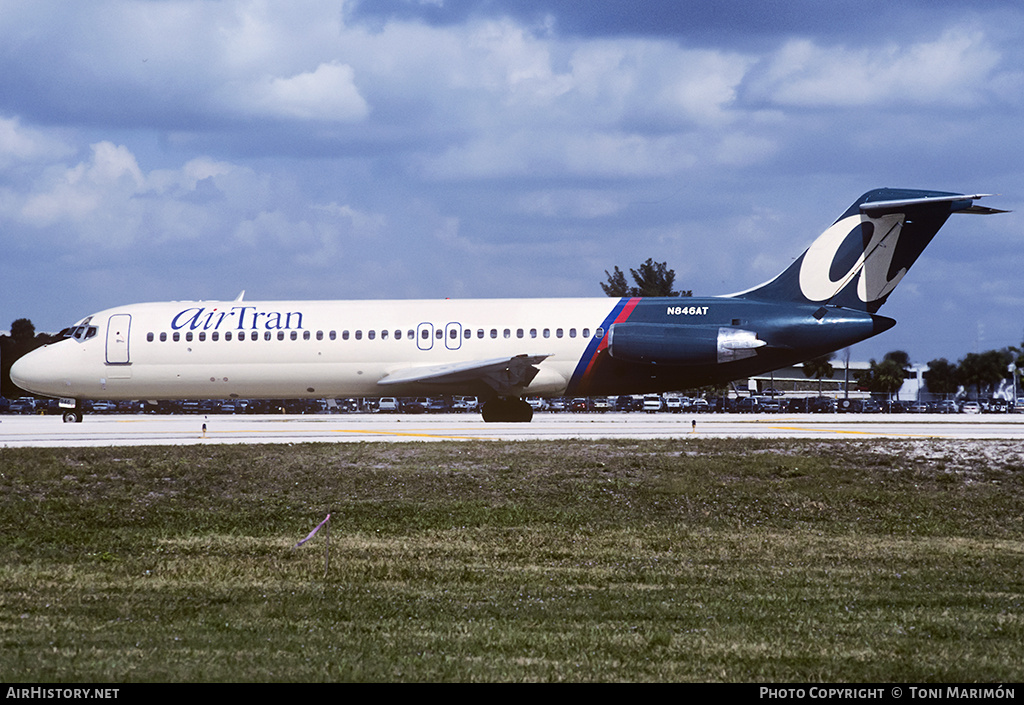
xmin=452 ymin=396 xmax=480 ymax=412
xmin=8 ymin=397 xmax=35 ymax=414
xmin=686 ymin=398 xmax=711 ymax=413
xmin=377 ymin=397 xmax=400 ymax=413
xmin=613 ymin=395 xmax=637 ymax=412
xmin=526 ymin=397 xmax=549 ymax=411
xmin=985 ymin=398 xmax=1012 ymax=413
xmin=735 ymin=397 xmax=759 ymax=413
xmin=426 ymin=398 xmax=450 ymax=413
xmin=547 ymin=398 xmax=568 ymax=412
xmin=961 ymin=401 xmax=981 ymax=414
xmin=402 ymin=397 xmax=429 ymax=413
xmin=642 ymin=394 xmax=663 ymax=413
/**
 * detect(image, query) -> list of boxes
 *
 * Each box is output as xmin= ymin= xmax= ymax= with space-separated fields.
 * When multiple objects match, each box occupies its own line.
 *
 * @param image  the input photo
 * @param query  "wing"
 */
xmin=377 ymin=354 xmax=552 ymax=395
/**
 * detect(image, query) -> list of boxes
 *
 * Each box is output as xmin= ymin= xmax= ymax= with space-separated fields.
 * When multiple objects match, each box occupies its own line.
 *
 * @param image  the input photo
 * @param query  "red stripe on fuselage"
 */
xmin=575 ymin=296 xmax=641 ymax=392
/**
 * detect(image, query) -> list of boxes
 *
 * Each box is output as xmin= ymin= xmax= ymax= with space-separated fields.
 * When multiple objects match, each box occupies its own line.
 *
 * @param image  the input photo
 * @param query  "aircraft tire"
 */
xmin=481 ymin=397 xmax=533 ymax=423
xmin=62 ymin=410 xmax=83 ymax=423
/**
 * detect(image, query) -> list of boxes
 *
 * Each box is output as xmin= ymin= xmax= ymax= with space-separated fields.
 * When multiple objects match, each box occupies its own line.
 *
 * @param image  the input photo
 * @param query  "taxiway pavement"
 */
xmin=2 ymin=412 xmax=1023 ymax=447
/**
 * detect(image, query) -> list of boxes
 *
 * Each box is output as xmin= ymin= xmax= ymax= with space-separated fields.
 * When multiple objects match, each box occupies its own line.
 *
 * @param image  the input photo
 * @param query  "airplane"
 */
xmin=11 ymin=188 xmax=1006 ymax=424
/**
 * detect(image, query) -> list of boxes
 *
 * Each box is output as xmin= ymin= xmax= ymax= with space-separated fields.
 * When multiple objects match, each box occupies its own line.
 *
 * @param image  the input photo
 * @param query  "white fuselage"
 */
xmin=14 ymin=298 xmax=622 ymax=402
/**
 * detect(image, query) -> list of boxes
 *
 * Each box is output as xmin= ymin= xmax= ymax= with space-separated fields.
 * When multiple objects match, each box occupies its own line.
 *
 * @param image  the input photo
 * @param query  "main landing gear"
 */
xmin=481 ymin=396 xmax=533 ymax=423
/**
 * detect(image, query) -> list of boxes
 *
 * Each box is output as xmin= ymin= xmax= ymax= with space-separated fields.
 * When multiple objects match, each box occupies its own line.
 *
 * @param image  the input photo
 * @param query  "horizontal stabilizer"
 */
xmin=378 ymin=354 xmax=551 ymax=394
xmin=860 ymin=193 xmax=1007 ymax=216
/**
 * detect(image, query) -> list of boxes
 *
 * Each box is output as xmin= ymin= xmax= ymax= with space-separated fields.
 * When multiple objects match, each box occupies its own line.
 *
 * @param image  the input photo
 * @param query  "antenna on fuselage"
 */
xmin=234 ymin=290 xmax=245 ymax=302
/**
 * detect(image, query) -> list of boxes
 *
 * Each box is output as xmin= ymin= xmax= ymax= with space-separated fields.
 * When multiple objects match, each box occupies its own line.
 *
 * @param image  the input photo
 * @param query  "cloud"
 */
xmin=0 ymin=116 xmax=74 ymax=168
xmin=18 ymin=142 xmax=143 ymax=230
xmin=0 ymin=1 xmax=1022 ymax=364
xmin=749 ymin=28 xmax=1007 ymax=108
xmin=238 ymin=62 xmax=370 ymax=121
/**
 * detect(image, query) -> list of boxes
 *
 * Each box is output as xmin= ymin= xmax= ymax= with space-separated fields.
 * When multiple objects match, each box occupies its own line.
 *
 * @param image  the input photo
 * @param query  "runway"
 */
xmin=3 ymin=412 xmax=1023 ymax=447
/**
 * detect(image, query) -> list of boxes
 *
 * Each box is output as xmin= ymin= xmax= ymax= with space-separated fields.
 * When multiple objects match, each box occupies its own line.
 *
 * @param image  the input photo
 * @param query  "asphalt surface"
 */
xmin=3 ymin=412 xmax=1023 ymax=447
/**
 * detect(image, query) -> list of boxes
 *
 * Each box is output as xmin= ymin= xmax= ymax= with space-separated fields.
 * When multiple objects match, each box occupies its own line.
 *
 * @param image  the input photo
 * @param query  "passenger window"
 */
xmin=160 ymin=332 xmax=167 ymax=342
xmin=173 ymin=332 xmax=180 ymax=342
xmin=251 ymin=331 xmax=258 ymax=341
xmin=199 ymin=332 xmax=206 ymax=341
xmin=330 ymin=331 xmax=337 ymax=340
xmin=556 ymin=328 xmax=563 ymax=338
xmin=212 ymin=332 xmax=219 ymax=341
xmin=355 ymin=330 xmax=362 ymax=340
xmin=147 ymin=332 xmax=154 ymax=342
xmin=381 ymin=330 xmax=388 ymax=339
xmin=517 ymin=329 xmax=524 ymax=338
xmin=569 ymin=328 xmax=576 ymax=338
xmin=225 ymin=331 xmax=232 ymax=341
xmin=503 ymin=329 xmax=510 ymax=339
xmin=277 ymin=331 xmax=284 ymax=341
xmin=342 ymin=330 xmax=349 ymax=340
xmin=368 ymin=330 xmax=376 ymax=340
xmin=316 ymin=331 xmax=323 ymax=341
xmin=303 ymin=330 xmax=310 ymax=340
xmin=421 ymin=329 xmax=429 ymax=340
xmin=595 ymin=327 xmax=604 ymax=338
xmin=530 ymin=329 xmax=537 ymax=338
xmin=290 ymin=331 xmax=297 ymax=340
xmin=436 ymin=329 xmax=443 ymax=339
xmin=490 ymin=329 xmax=497 ymax=339
xmin=395 ymin=330 xmax=402 ymax=340
xmin=264 ymin=331 xmax=272 ymax=341
xmin=186 ymin=332 xmax=193 ymax=342
xmin=582 ymin=328 xmax=590 ymax=338
xmin=450 ymin=329 xmax=457 ymax=339
xmin=543 ymin=329 xmax=550 ymax=338
xmin=477 ymin=329 xmax=484 ymax=339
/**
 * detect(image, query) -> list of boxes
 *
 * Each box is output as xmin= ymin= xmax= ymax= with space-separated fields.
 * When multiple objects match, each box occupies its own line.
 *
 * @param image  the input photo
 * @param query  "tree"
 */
xmin=1 ymin=318 xmax=43 ymax=398
xmin=601 ymin=258 xmax=692 ymax=297
xmin=958 ymin=349 xmax=1012 ymax=399
xmin=801 ymin=353 xmax=835 ymax=395
xmin=923 ymin=358 xmax=959 ymax=397
xmin=856 ymin=350 xmax=910 ymax=398
xmin=10 ymin=318 xmax=35 ymax=340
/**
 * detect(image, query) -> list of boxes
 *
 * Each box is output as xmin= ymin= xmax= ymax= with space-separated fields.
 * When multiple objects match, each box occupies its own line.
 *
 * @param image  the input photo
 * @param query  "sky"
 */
xmin=1 ymin=0 xmax=1022 ymax=366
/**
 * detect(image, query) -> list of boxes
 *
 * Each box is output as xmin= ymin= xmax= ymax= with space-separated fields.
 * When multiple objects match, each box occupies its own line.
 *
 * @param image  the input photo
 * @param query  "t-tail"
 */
xmin=732 ymin=188 xmax=1007 ymax=313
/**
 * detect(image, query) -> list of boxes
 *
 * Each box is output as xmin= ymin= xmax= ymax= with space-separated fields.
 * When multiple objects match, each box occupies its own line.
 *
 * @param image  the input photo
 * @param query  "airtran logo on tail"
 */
xmin=171 ymin=306 xmax=304 ymax=331
xmin=798 ymin=213 xmax=908 ymax=304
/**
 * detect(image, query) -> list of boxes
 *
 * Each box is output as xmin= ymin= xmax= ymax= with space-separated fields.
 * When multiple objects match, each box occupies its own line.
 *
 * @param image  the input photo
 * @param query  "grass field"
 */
xmin=1 ymin=438 xmax=1022 ymax=682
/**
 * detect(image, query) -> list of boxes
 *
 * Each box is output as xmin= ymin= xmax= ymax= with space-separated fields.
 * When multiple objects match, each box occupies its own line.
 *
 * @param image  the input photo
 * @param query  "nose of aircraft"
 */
xmin=10 ymin=346 xmax=61 ymax=397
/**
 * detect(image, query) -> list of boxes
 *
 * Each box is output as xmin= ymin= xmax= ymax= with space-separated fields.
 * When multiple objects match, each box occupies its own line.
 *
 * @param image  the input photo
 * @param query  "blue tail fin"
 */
xmin=733 ymin=188 xmax=1005 ymax=313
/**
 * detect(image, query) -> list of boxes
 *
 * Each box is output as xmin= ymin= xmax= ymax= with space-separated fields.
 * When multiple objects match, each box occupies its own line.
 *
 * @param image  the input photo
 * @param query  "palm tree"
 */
xmin=802 ymin=354 xmax=835 ymax=395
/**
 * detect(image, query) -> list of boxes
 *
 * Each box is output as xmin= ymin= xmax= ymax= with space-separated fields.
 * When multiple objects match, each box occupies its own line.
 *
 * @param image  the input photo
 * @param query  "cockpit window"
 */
xmin=60 ymin=316 xmax=96 ymax=342
xmin=66 ymin=325 xmax=98 ymax=341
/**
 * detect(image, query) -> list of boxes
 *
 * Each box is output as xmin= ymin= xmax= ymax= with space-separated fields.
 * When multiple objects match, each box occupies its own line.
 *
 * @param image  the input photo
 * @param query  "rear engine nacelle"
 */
xmin=607 ymin=323 xmax=765 ymax=366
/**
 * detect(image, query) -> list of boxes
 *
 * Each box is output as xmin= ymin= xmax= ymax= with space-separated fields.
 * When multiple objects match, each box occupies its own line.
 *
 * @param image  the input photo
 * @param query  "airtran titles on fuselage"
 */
xmin=171 ymin=306 xmax=304 ymax=332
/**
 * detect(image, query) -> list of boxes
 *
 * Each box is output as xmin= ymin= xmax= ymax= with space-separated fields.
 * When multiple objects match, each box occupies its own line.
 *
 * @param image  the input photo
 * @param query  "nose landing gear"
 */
xmin=62 ymin=401 xmax=83 ymax=423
